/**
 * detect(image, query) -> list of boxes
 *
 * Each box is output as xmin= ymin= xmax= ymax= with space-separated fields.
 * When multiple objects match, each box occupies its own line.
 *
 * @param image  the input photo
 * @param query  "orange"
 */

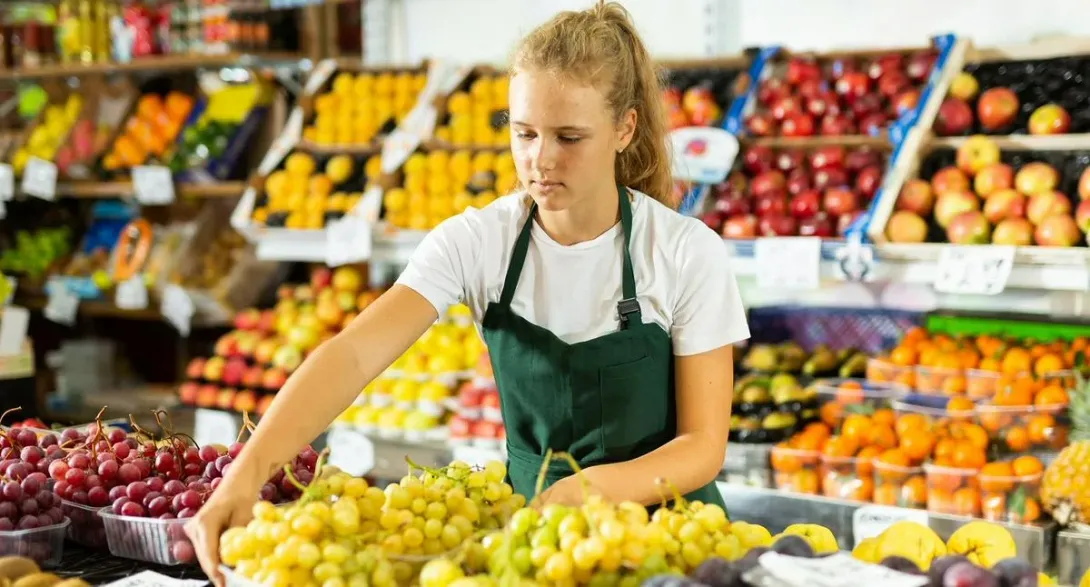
xmin=847 ymin=476 xmax=874 ymax=502
xmin=841 ymin=414 xmax=872 ymax=445
xmin=959 ymin=348 xmax=981 ymax=370
xmin=794 ymin=469 xmax=819 ymax=494
xmin=936 ymin=354 xmax=963 ymax=370
xmin=899 ymin=429 xmax=935 ymax=463
xmin=1034 ymin=353 xmax=1065 ymax=377
xmin=855 ymin=446 xmax=881 ymax=477
xmin=867 ymin=424 xmax=898 ymax=450
xmin=947 ymin=396 xmax=975 ymax=412
xmin=1001 ymin=348 xmax=1032 ymax=376
xmin=933 ymin=438 xmax=957 ymax=463
xmin=954 ymin=487 xmax=981 ymax=516
xmin=951 ymin=442 xmax=986 ymax=469
xmin=877 ymin=448 xmax=911 ymax=468
xmin=1027 ymin=413 xmax=1056 ymax=444
xmin=890 ymin=346 xmax=918 ymax=367
xmin=874 ymin=483 xmax=898 ymax=506
xmin=770 ymin=443 xmax=800 ymax=473
xmin=1022 ymin=498 xmax=1041 ymax=522
xmin=802 ymin=422 xmax=832 ymax=440
xmin=994 ymin=379 xmax=1034 ymax=406
xmin=960 ymin=423 xmax=990 ymax=452
xmin=903 ymin=327 xmax=929 ymax=345
xmin=904 ymin=475 xmax=928 ymax=506
xmin=980 ymin=462 xmax=1015 ymax=492
xmin=820 ymin=402 xmax=843 ymax=428
xmin=793 ymin=433 xmax=825 ymax=452
xmin=1012 ymin=455 xmax=1043 ymax=477
xmin=872 ymin=408 xmax=896 ymax=428
xmin=895 ymin=413 xmax=929 ymax=438
xmin=1004 ymin=426 xmax=1030 ymax=452
xmin=836 ymin=381 xmax=865 ymax=405
xmin=822 ymin=435 xmax=858 ymax=458
xmin=979 ymin=357 xmax=1001 ymax=372
xmin=1034 ymin=384 xmax=1068 ymax=407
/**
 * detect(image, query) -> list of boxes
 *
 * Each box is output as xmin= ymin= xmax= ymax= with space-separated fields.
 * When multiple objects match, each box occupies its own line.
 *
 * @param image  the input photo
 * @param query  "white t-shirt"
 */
xmin=396 ymin=189 xmax=751 ymax=356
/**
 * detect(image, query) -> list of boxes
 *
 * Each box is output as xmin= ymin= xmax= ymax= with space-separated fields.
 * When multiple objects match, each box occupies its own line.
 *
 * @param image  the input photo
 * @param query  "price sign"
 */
xmin=103 ymin=570 xmax=208 ymax=587
xmin=754 ymin=237 xmax=822 ymax=290
xmin=161 ymin=284 xmax=195 ymax=336
xmin=933 ymin=245 xmax=1015 ymax=295
xmin=669 ymin=127 xmax=739 ymax=184
xmin=0 ymin=305 xmax=29 ymax=356
xmin=20 ymin=157 xmax=57 ymax=201
xmin=748 ymin=552 xmax=929 ymax=587
xmin=194 ymin=408 xmax=239 ymax=448
xmin=0 ymin=163 xmax=14 ymax=200
xmin=132 ymin=166 xmax=175 ymax=205
xmin=326 ymin=214 xmax=373 ymax=267
xmin=852 ymin=505 xmax=930 ymax=546
xmin=43 ymin=285 xmax=79 ymax=326
xmin=114 ymin=276 xmax=149 ymax=310
xmin=326 ymin=427 xmax=376 ymax=476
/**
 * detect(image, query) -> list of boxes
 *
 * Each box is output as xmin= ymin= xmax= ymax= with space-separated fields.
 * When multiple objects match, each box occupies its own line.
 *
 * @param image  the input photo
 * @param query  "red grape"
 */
xmin=108 ymin=486 xmax=127 ymax=502
xmin=48 ymin=460 xmax=68 ymax=481
xmin=112 ymin=443 xmax=130 ymax=460
xmin=88 ymin=486 xmax=109 ymax=507
xmin=120 ymin=501 xmax=144 ymax=517
xmin=118 ymin=463 xmax=141 ymax=484
xmin=98 ymin=460 xmax=118 ymax=480
xmin=64 ymin=468 xmax=85 ymax=487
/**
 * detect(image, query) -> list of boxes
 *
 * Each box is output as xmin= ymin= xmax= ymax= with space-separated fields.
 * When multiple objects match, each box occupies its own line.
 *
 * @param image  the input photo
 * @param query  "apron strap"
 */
xmin=617 ymin=184 xmax=641 ymax=330
xmin=498 ymin=204 xmax=536 ymax=306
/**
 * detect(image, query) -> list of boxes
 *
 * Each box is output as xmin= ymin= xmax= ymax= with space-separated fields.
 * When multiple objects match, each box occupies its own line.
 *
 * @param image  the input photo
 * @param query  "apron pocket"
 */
xmin=598 ymin=357 xmax=668 ymax=448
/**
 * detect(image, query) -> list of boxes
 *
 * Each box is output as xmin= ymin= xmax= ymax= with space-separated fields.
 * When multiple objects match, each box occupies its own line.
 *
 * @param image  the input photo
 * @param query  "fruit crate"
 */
xmin=423 ymin=65 xmax=507 ymax=152
xmin=100 ymin=510 xmax=195 ymax=566
xmin=0 ymin=519 xmax=70 ymax=567
xmin=926 ymin=37 xmax=1090 ymax=139
xmin=736 ymin=35 xmax=964 ymax=145
xmin=868 ymin=134 xmax=1090 ymax=268
xmin=659 ymin=55 xmax=758 ymax=133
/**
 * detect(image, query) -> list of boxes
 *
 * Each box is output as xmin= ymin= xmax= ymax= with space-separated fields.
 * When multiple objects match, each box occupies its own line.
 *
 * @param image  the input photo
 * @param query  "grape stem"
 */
xmin=281 ymin=447 xmax=331 ymax=503
xmin=655 ymin=477 xmax=687 ymax=510
xmin=235 ymin=412 xmax=257 ymax=443
xmin=530 ymin=448 xmax=554 ymax=506
xmin=0 ymin=406 xmax=22 ymax=427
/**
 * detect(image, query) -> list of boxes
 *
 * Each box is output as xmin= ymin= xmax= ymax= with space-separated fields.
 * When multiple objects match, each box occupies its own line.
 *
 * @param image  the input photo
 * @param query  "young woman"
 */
xmin=187 ymin=2 xmax=749 ymax=582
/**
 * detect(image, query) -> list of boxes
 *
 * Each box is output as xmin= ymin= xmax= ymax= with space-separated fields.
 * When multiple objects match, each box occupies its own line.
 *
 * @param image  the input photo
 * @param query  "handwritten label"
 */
xmin=21 ymin=157 xmax=57 ymax=201
xmin=43 ymin=285 xmax=79 ymax=326
xmin=161 ymin=284 xmax=195 ymax=336
xmin=754 ymin=237 xmax=822 ymax=290
xmin=194 ymin=408 xmax=239 ymax=448
xmin=852 ymin=505 xmax=930 ymax=546
xmin=132 ymin=166 xmax=175 ymax=205
xmin=326 ymin=214 xmax=373 ymax=267
xmin=114 ymin=276 xmax=149 ymax=310
xmin=668 ymin=126 xmax=739 ymax=184
xmin=747 ymin=552 xmax=929 ymax=587
xmin=933 ymin=245 xmax=1015 ymax=295
xmin=103 ymin=570 xmax=208 ymax=587
xmin=0 ymin=305 xmax=29 ymax=356
xmin=0 ymin=163 xmax=14 ymax=200
xmin=326 ymin=427 xmax=376 ymax=476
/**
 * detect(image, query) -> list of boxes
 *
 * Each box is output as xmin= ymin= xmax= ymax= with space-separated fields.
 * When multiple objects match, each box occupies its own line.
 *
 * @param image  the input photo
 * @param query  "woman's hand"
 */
xmin=537 ymin=473 xmax=601 ymax=507
xmin=184 ymin=470 xmax=260 ymax=587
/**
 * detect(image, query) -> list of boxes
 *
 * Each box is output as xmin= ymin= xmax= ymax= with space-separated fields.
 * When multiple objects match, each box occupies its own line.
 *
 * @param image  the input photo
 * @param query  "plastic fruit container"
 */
xmin=866 ymin=359 xmax=916 ymax=388
xmin=770 ymin=445 xmax=820 ymax=495
xmin=820 ymin=455 xmax=872 ymax=502
xmin=62 ymin=499 xmax=106 ymax=547
xmin=965 ymin=369 xmax=1001 ymax=399
xmin=872 ymin=461 xmax=926 ymax=509
xmin=891 ymin=397 xmax=975 ymax=429
xmin=812 ymin=378 xmax=909 ymax=428
xmin=975 ymin=403 xmax=1068 ymax=453
xmin=914 ymin=365 xmax=966 ymax=395
xmin=1039 ymin=369 xmax=1077 ymax=390
xmin=924 ymin=463 xmax=980 ymax=516
xmin=221 ymin=565 xmax=260 ymax=587
xmin=979 ymin=470 xmax=1043 ymax=524
xmin=0 ymin=519 xmax=70 ymax=567
xmin=100 ymin=511 xmax=195 ymax=565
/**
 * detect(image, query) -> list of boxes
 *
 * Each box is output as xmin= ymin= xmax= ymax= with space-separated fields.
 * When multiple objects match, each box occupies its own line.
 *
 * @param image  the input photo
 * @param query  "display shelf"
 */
xmin=0 ymin=52 xmax=309 ymax=81
xmin=717 ymin=482 xmax=1057 ymax=570
xmin=53 ymin=181 xmax=247 ymax=200
xmin=1056 ymin=528 xmax=1090 ymax=587
xmin=15 ymin=295 xmax=227 ymax=326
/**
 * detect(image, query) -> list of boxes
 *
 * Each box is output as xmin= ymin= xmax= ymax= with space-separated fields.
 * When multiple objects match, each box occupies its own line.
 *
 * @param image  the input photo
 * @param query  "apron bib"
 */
xmin=480 ymin=184 xmax=725 ymax=512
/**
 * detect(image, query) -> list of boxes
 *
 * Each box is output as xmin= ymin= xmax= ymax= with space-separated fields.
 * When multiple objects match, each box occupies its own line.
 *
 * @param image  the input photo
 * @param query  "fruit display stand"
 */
xmin=1055 ymin=528 xmax=1090 ymax=586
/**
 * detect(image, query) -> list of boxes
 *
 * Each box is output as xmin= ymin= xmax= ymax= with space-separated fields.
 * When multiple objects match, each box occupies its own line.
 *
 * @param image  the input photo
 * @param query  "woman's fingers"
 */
xmin=185 ymin=512 xmax=224 ymax=586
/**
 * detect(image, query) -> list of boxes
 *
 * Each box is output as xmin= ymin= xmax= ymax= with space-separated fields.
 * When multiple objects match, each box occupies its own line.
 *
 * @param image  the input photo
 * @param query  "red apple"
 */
xmin=835 ymin=72 xmax=871 ymax=101
xmin=806 ymin=92 xmax=836 ymax=118
xmin=897 ymin=179 xmax=935 ymax=215
xmin=786 ymin=57 xmax=822 ymax=85
xmin=798 ymin=212 xmax=836 ymax=237
xmin=868 ymin=54 xmax=905 ymax=79
xmin=233 ymin=308 xmax=260 ymax=331
xmin=931 ymin=167 xmax=971 ymax=196
xmin=823 ymin=188 xmax=859 ymax=216
xmin=751 ymin=170 xmax=787 ymax=198
xmin=886 ymin=211 xmax=928 ymax=243
xmin=471 ymin=420 xmax=500 ymax=441
xmin=789 ymin=190 xmax=822 ymax=219
xmin=770 ymin=96 xmax=804 ymax=121
xmin=242 ymin=366 xmax=264 ymax=389
xmin=185 ymin=358 xmax=206 ymax=380
xmin=820 ymin=114 xmax=855 ymax=136
xmin=934 ymin=98 xmax=973 ymax=136
xmin=1028 ymin=104 xmax=1071 ymax=135
xmin=756 ymin=194 xmax=788 ymax=217
xmin=715 ymin=194 xmax=751 ymax=217
xmin=745 ymin=112 xmax=776 ymax=137
xmin=935 ymin=191 xmax=981 ymax=228
xmin=781 ymin=113 xmax=815 ymax=137
xmin=449 ymin=416 xmax=473 ymax=440
xmin=743 ymin=146 xmax=775 ymax=174
xmin=906 ymin=51 xmax=937 ymax=81
xmin=973 ymin=163 xmax=1014 ymax=197
xmin=956 ymin=135 xmax=1001 ymax=175
xmin=1079 ymin=168 xmax=1090 ymax=201
xmin=257 ymin=310 xmax=276 ymax=333
xmin=845 ymin=148 xmax=883 ymax=172
xmin=851 ymin=94 xmax=884 ymax=118
xmin=858 ymin=113 xmax=889 ymax=137
xmin=214 ymin=333 xmax=238 ymax=358
xmin=722 ymin=215 xmax=758 ymax=239
xmin=1014 ymin=162 xmax=1060 ymax=195
xmin=878 ymin=71 xmax=910 ymax=98
xmin=216 ymin=388 xmax=237 ymax=411
xmin=982 ymin=189 xmax=1027 ymax=224
xmin=668 ymin=107 xmax=690 ymax=129
xmin=813 ymin=168 xmax=849 ymax=191
xmin=977 ymin=88 xmax=1020 ymax=131
xmin=992 ymin=217 xmax=1034 ymax=246
xmin=810 ymin=146 xmax=846 ymax=170
xmin=758 ymin=78 xmax=790 ymax=105
xmin=829 ymin=57 xmax=859 ymax=79
xmin=947 ymin=211 xmax=992 ymax=245
xmin=701 ymin=212 xmax=723 ymax=231
xmin=759 ymin=213 xmax=798 ymax=237
xmin=663 ymin=87 xmax=682 ymax=109
xmin=178 ymin=382 xmax=200 ymax=405
xmin=310 ymin=267 xmax=332 ymax=291
xmin=262 ymin=367 xmax=288 ymax=391
xmin=1076 ymin=199 xmax=1090 ymax=233
xmin=892 ymin=89 xmax=922 ymax=117
xmin=1035 ymin=214 xmax=1082 ymax=247
xmin=1027 ymin=191 xmax=1072 ymax=226
xmin=786 ymin=168 xmax=812 ymax=195
xmin=797 ymin=79 xmax=824 ymax=100
xmin=775 ymin=149 xmax=806 ymax=173
xmin=222 ymin=357 xmax=247 ymax=387
xmin=196 ymin=385 xmax=219 ymax=408
xmin=855 ymin=166 xmax=884 ymax=199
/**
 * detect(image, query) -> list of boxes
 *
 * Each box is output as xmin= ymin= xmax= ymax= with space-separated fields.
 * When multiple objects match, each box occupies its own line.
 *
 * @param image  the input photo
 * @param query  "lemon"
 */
xmin=309 ymin=174 xmax=334 ymax=197
xmin=387 ymin=211 xmax=410 ymax=228
xmin=494 ymin=129 xmax=511 ymax=147
xmin=403 ymin=153 xmax=427 ymax=175
xmin=434 ymin=127 xmax=452 ymax=143
xmin=452 ymin=191 xmax=475 ymax=213
xmin=404 ymin=174 xmax=427 ymax=194
xmin=492 ymin=76 xmax=510 ymax=106
xmin=470 ymin=78 xmax=490 ymax=100
xmin=390 ymin=379 xmax=421 ymax=403
xmin=353 ymin=405 xmax=380 ymax=426
xmin=418 ymin=381 xmax=451 ymax=402
xmin=496 ymin=172 xmax=518 ymax=195
xmin=376 ymin=407 xmax=406 ymax=429
xmin=408 ymin=213 xmax=430 ymax=231
xmin=472 ymin=151 xmax=496 ymax=174
xmin=401 ymin=352 xmax=427 ymax=375
xmin=473 ymin=128 xmax=495 ymax=147
xmin=384 ymin=188 xmax=408 ymax=213
xmin=325 ymin=155 xmax=354 ymax=184
xmin=302 ymin=127 xmax=318 ymax=142
xmin=365 ymin=156 xmax=383 ymax=179
xmin=474 ymin=191 xmax=497 ymax=209
xmin=447 ymin=92 xmax=471 ymax=115
xmin=332 ymin=73 xmax=355 ymax=96
xmin=285 ymin=152 xmax=316 ymax=177
xmin=427 ymin=354 xmax=461 ymax=375
xmin=314 ymin=94 xmax=338 ymax=116
xmin=407 ymin=192 xmax=429 ymax=216
xmin=353 ymin=73 xmax=374 ymax=96
xmin=375 ymin=72 xmax=395 ymax=95
xmin=427 ymin=173 xmax=452 ymax=197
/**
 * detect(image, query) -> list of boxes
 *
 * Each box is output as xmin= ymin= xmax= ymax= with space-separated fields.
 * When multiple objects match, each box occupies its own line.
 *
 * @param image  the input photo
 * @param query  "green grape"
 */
xmin=681 ymin=542 xmax=705 ymax=568
xmin=424 ymin=486 xmax=443 ymax=502
xmin=599 ymin=548 xmax=622 ymax=572
xmin=296 ymin=541 xmax=322 ymax=569
xmin=508 ymin=508 xmax=538 ymax=536
xmin=543 ymin=551 xmax=574 ymax=582
xmin=483 ymin=483 xmax=502 ymax=502
xmin=347 ymin=573 xmax=369 ymax=587
xmin=372 ymin=560 xmax=396 ymax=587
xmin=323 ymin=542 xmax=352 ymax=565
xmin=411 ymin=516 xmax=427 ymax=532
xmin=365 ymin=486 xmax=388 ymax=507
xmin=458 ymin=500 xmax=480 ymax=523
xmin=305 ymin=502 xmax=333 ymax=524
xmin=423 ymin=538 xmax=445 ymax=555
xmin=465 ymin=471 xmax=486 ymax=489
xmin=420 ymin=558 xmax=465 ymax=587
xmin=291 ymin=513 xmax=324 ymax=539
xmin=558 ymin=531 xmax=580 ymax=553
xmin=271 ymin=541 xmax=299 ymax=567
xmin=382 ymin=533 xmax=405 ymax=555
xmin=558 ymin=513 xmax=587 ymax=537
xmin=380 ymin=510 xmax=404 ymax=531
xmin=385 ymin=484 xmax=412 ymax=509
xmin=445 ymin=487 xmax=467 ymax=510
xmin=424 ymin=518 xmax=444 ymax=539
xmin=403 ymin=527 xmax=424 ymax=548
xmin=530 ymin=526 xmax=557 ymax=549
xmin=677 ymin=521 xmax=703 ymax=542
xmin=321 ymin=577 xmax=347 ymax=587
xmin=264 ymin=568 xmax=292 ymax=587
xmin=325 ymin=475 xmax=346 ymax=496
xmin=694 ymin=504 xmax=727 ymax=532
xmin=236 ymin=559 xmax=260 ymax=577
xmin=253 ymin=501 xmax=279 ymax=522
xmin=392 ymin=561 xmax=414 ymax=584
xmin=529 ymin=544 xmax=555 ymax=567
xmin=440 ymin=524 xmax=463 ymax=550
xmin=425 ymin=501 xmax=448 ymax=520
xmin=511 ymin=546 xmax=533 ymax=574
xmin=332 ymin=509 xmax=360 ymax=536
xmin=449 ymin=514 xmax=474 ymax=537
xmin=412 ymin=497 xmax=428 ymax=515
xmin=622 ymin=540 xmax=646 ymax=566
xmin=343 ymin=477 xmax=369 ymax=498
xmin=572 ymin=536 xmax=605 ymax=570
xmin=313 ymin=561 xmax=343 ymax=582
xmin=598 ymin=519 xmax=625 ymax=546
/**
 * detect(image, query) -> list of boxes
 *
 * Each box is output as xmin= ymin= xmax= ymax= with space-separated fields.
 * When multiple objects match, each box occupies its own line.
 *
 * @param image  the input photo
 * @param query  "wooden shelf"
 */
xmin=56 ymin=181 xmax=246 ymax=199
xmin=18 ymin=296 xmax=164 ymax=321
xmin=0 ymin=52 xmax=306 ymax=81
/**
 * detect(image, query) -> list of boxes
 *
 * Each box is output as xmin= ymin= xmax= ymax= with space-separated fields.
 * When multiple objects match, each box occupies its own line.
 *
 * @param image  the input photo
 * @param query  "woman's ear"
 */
xmin=616 ymin=108 xmax=637 ymax=153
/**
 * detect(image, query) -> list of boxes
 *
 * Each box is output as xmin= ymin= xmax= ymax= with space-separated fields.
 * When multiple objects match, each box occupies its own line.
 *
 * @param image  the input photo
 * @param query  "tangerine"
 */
xmin=794 ymin=469 xmax=820 ymax=494
xmin=867 ymin=424 xmax=898 ymax=450
xmin=1004 ymin=426 xmax=1031 ymax=452
xmin=947 ymin=396 xmax=975 ymax=412
xmin=951 ymin=442 xmax=986 ymax=469
xmin=895 ymin=413 xmax=929 ymax=438
xmin=841 ymin=414 xmax=872 ymax=446
xmin=855 ymin=446 xmax=881 ymax=477
xmin=820 ymin=402 xmax=843 ymax=428
xmin=900 ymin=429 xmax=935 ymax=463
xmin=1034 ymin=384 xmax=1068 ymax=407
xmin=904 ymin=475 xmax=928 ymax=506
xmin=1012 ymin=455 xmax=1043 ymax=477
xmin=872 ymin=408 xmax=896 ymax=428
xmin=979 ymin=462 xmax=1014 ymax=492
xmin=877 ymin=448 xmax=911 ymax=469
xmin=1001 ymin=348 xmax=1032 ymax=376
xmin=1034 ymin=353 xmax=1065 ymax=377
xmin=1027 ymin=413 xmax=1056 ymax=444
xmin=1022 ymin=497 xmax=1041 ymax=522
xmin=873 ymin=483 xmax=898 ymax=506
xmin=822 ymin=436 xmax=858 ymax=458
xmin=890 ymin=346 xmax=918 ymax=367
xmin=953 ymin=487 xmax=981 ymax=516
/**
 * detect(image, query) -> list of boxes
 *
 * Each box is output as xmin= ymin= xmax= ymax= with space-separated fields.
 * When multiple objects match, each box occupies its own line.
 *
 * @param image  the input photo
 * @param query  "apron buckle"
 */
xmin=617 ymin=298 xmax=641 ymax=326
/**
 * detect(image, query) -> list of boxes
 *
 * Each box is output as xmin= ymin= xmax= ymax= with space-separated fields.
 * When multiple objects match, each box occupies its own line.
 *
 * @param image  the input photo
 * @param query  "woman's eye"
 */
xmin=515 ymin=132 xmax=534 ymax=140
xmin=559 ymin=136 xmax=581 ymax=144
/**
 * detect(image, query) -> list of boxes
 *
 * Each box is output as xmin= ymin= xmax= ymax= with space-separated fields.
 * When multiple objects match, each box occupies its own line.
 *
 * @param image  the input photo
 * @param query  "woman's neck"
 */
xmin=535 ymin=183 xmax=621 ymax=246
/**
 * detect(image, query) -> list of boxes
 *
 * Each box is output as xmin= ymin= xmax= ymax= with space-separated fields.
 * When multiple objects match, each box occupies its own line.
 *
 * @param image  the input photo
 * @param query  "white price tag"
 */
xmin=357 ymin=185 xmax=384 ymax=223
xmin=750 ymin=552 xmax=929 ymax=587
xmin=305 ymin=59 xmax=339 ymax=95
xmin=161 ymin=284 xmax=195 ymax=336
xmin=669 ymin=127 xmax=739 ymax=184
xmin=933 ymin=245 xmax=1015 ymax=295
xmin=0 ymin=305 xmax=29 ymax=356
xmin=114 ymin=276 xmax=149 ymax=310
xmin=20 ymin=157 xmax=57 ymax=201
xmin=132 ymin=165 xmax=175 ymax=205
xmin=380 ymin=105 xmax=435 ymax=174
xmin=0 ymin=163 xmax=14 ymax=200
xmin=754 ymin=237 xmax=822 ymax=290
xmin=102 ymin=570 xmax=208 ymax=587
xmin=852 ymin=505 xmax=930 ymax=546
xmin=326 ymin=214 xmax=373 ymax=267
xmin=194 ymin=408 xmax=240 ymax=448
xmin=326 ymin=427 xmax=376 ymax=476
xmin=43 ymin=285 xmax=79 ymax=326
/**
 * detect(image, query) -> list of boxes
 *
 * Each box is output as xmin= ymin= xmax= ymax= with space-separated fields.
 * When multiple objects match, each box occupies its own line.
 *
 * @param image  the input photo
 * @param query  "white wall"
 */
xmin=388 ymin=0 xmax=1090 ymax=65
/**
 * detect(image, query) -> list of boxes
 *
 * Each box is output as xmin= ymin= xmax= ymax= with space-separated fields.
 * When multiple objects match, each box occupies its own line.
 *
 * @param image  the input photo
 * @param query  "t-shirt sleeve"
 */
xmin=395 ymin=212 xmax=482 ymax=317
xmin=670 ymin=224 xmax=751 ymax=356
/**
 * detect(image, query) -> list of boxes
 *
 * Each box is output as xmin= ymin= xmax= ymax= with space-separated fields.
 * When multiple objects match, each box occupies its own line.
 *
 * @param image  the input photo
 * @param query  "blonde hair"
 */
xmin=511 ymin=1 xmax=675 ymax=208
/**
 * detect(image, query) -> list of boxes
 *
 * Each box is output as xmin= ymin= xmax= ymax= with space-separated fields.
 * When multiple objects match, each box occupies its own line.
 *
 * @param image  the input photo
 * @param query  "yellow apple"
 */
xmin=852 ymin=537 xmax=879 ymax=563
xmin=779 ymin=523 xmax=838 ymax=554
xmin=730 ymin=521 xmax=773 ymax=550
xmin=875 ymin=521 xmax=946 ymax=570
xmin=946 ymin=521 xmax=1016 ymax=568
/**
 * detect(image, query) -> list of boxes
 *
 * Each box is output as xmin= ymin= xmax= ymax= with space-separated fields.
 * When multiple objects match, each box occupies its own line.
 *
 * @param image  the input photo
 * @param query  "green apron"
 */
xmin=480 ymin=184 xmax=725 ymax=512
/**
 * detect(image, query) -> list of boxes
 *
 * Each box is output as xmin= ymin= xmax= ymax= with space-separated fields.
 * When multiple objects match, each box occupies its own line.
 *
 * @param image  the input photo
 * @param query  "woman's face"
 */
xmin=508 ymin=69 xmax=635 ymax=212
